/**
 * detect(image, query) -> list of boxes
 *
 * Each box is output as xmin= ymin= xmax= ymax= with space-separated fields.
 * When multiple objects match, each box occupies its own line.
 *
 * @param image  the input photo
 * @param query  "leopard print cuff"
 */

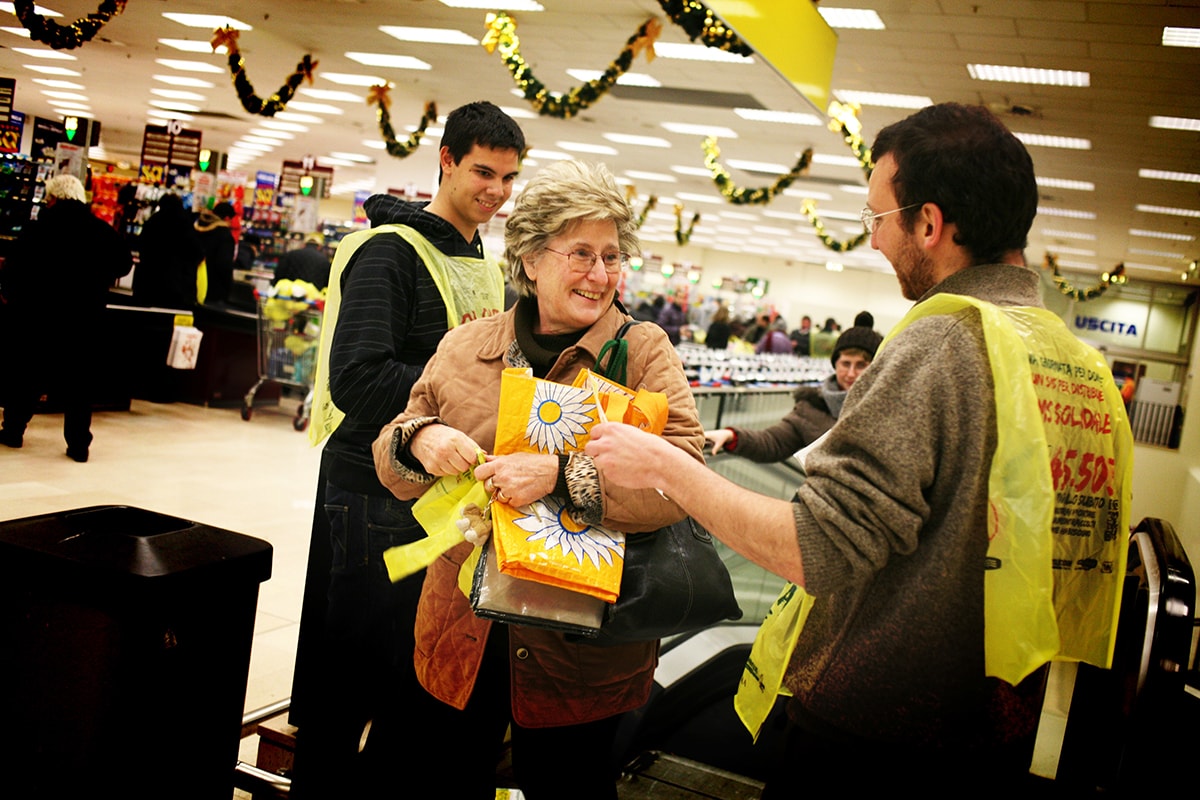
xmin=564 ymin=452 xmax=604 ymax=525
xmin=387 ymin=415 xmax=442 ymax=485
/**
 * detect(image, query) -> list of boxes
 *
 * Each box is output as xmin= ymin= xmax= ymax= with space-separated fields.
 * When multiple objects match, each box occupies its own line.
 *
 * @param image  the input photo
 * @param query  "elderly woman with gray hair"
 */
xmin=371 ymin=160 xmax=704 ymax=799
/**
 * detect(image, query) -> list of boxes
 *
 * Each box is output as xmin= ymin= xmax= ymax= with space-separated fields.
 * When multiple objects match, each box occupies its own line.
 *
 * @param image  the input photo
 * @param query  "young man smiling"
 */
xmin=292 ymin=100 xmax=525 ymax=797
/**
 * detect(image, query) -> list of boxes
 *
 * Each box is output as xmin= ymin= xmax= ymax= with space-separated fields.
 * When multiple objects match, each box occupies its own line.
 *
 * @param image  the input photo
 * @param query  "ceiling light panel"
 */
xmin=298 ymin=88 xmax=364 ymax=102
xmin=345 ymin=52 xmax=432 ymax=70
xmin=379 ymin=26 xmax=477 ymax=45
xmin=603 ymin=133 xmax=670 ymax=148
xmin=163 ymin=13 xmax=250 ymax=29
xmin=967 ymin=64 xmax=1089 ymax=87
xmin=13 ymin=47 xmax=75 ymax=60
xmin=150 ymin=88 xmax=206 ymax=101
xmin=153 ymin=74 xmax=214 ymax=88
xmin=818 ymin=8 xmax=885 ymax=29
xmin=556 ymin=141 xmax=619 ymax=155
xmin=1036 ymin=176 xmax=1095 ymax=191
xmin=1136 ymin=204 xmax=1200 ymax=218
xmin=32 ymin=79 xmax=83 ymax=89
xmin=1162 ymin=26 xmax=1200 ymax=47
xmin=1013 ymin=132 xmax=1092 ymax=149
xmin=1139 ymin=169 xmax=1200 ymax=183
xmin=159 ymin=38 xmax=226 ymax=54
xmin=566 ymin=69 xmax=661 ymax=88
xmin=1130 ymin=229 xmax=1194 ymax=241
xmin=1149 ymin=115 xmax=1200 ymax=131
xmin=653 ymin=42 xmax=753 ymax=64
xmin=319 ymin=72 xmax=387 ymax=86
xmin=733 ymin=108 xmax=821 ymax=125
xmin=155 ymin=59 xmax=224 ymax=73
xmin=1037 ymin=207 xmax=1096 ymax=219
xmin=834 ymin=90 xmax=931 ymax=109
xmin=661 ymin=122 xmax=738 ymax=138
xmin=438 ymin=0 xmax=544 ymax=9
xmin=21 ymin=65 xmax=80 ymax=75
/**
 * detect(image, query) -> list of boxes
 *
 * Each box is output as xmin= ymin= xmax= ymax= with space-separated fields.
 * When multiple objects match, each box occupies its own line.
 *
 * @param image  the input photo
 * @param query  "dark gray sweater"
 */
xmin=786 ymin=263 xmax=1047 ymax=748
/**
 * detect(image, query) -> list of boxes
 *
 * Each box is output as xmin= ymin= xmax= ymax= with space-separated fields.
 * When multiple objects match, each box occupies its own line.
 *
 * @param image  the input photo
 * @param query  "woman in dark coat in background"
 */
xmin=0 ymin=175 xmax=132 ymax=461
xmin=131 ymin=192 xmax=204 ymax=309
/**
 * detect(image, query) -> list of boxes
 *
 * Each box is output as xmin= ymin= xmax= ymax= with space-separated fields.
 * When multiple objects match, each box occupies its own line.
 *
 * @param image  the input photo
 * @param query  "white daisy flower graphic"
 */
xmin=524 ymin=381 xmax=596 ymax=454
xmin=514 ymin=496 xmax=625 ymax=569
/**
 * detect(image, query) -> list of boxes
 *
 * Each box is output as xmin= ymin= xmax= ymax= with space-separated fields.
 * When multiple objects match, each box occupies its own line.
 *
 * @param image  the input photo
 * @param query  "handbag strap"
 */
xmin=594 ymin=319 xmax=640 ymax=384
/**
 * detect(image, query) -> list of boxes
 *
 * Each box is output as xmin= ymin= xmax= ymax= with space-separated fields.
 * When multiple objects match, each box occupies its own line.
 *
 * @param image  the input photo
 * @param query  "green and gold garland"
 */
xmin=795 ymin=102 xmax=874 ymax=252
xmin=1044 ymin=253 xmax=1127 ymax=301
xmin=801 ymin=199 xmax=869 ymax=253
xmin=827 ymin=100 xmax=874 ymax=179
xmin=675 ymin=203 xmax=700 ymax=245
xmin=657 ymin=0 xmax=753 ymax=57
xmin=703 ymin=137 xmax=812 ymax=205
xmin=14 ymin=0 xmax=125 ymax=50
xmin=212 ymin=27 xmax=316 ymax=117
xmin=625 ymin=187 xmax=658 ymax=230
xmin=482 ymin=12 xmax=661 ymax=119
xmin=367 ymin=86 xmax=437 ymax=160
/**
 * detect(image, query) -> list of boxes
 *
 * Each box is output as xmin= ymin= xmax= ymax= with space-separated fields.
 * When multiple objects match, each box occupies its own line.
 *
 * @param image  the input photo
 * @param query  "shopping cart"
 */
xmin=242 ymin=293 xmax=323 ymax=431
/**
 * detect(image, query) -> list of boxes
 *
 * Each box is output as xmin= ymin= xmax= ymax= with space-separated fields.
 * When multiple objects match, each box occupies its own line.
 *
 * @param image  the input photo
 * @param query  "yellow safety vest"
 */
xmin=736 ymin=295 xmax=1132 ymax=739
xmin=308 ymin=224 xmax=505 ymax=446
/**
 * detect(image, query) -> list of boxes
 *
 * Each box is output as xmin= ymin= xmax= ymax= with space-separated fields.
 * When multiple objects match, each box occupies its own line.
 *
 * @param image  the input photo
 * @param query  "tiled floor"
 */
xmin=0 ymin=396 xmax=321 ymax=789
xmin=0 ymin=395 xmax=790 ymax=797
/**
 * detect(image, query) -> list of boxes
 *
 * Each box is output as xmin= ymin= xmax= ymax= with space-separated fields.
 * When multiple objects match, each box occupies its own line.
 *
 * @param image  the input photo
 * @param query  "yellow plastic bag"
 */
xmin=734 ymin=582 xmax=815 ymax=741
xmin=489 ymin=367 xmax=668 ymax=602
xmin=381 ymin=453 xmax=487 ymax=583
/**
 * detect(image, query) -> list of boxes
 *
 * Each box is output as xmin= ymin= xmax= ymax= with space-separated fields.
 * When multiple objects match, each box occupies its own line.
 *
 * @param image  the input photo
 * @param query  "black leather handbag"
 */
xmin=582 ymin=319 xmax=743 ymax=645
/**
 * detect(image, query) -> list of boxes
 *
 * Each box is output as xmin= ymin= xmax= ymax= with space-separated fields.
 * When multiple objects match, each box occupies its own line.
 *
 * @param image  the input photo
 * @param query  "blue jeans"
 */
xmin=290 ymin=482 xmax=428 ymax=798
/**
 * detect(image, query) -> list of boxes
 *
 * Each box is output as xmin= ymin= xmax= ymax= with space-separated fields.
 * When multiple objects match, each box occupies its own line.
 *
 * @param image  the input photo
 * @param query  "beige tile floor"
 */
xmin=0 ymin=397 xmax=321 ymax=789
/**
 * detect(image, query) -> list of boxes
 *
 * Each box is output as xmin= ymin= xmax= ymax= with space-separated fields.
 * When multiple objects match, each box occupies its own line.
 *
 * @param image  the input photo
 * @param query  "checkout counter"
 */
xmin=98 ymin=285 xmax=279 ymax=411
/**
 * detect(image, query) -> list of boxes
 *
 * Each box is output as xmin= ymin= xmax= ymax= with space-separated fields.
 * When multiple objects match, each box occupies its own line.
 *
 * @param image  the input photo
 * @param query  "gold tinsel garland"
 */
xmin=675 ymin=203 xmax=700 ymax=245
xmin=657 ymin=0 xmax=753 ymax=57
xmin=703 ymin=137 xmax=813 ymax=205
xmin=801 ymin=199 xmax=869 ymax=253
xmin=367 ymin=86 xmax=437 ymax=160
xmin=212 ymin=27 xmax=316 ymax=117
xmin=482 ymin=12 xmax=661 ymax=119
xmin=14 ymin=0 xmax=125 ymax=50
xmin=1044 ymin=253 xmax=1127 ymax=301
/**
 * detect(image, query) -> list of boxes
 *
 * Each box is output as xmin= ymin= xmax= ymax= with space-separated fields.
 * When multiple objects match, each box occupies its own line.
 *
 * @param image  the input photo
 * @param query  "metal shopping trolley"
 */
xmin=242 ymin=293 xmax=323 ymax=431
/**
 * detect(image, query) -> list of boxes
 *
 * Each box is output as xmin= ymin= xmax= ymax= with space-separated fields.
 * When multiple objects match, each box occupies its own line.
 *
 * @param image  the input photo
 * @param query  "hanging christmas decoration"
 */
xmin=675 ymin=204 xmax=700 ymax=245
xmin=657 ymin=0 xmax=754 ymax=57
xmin=800 ymin=199 xmax=870 ymax=253
xmin=482 ymin=12 xmax=661 ymax=119
xmin=13 ymin=0 xmax=125 ymax=50
xmin=368 ymin=86 xmax=437 ymax=160
xmin=1043 ymin=253 xmax=1127 ymax=301
xmin=212 ymin=26 xmax=317 ymax=117
xmin=703 ymin=137 xmax=812 ymax=205
xmin=827 ymin=100 xmax=874 ymax=179
xmin=626 ymin=186 xmax=658 ymax=230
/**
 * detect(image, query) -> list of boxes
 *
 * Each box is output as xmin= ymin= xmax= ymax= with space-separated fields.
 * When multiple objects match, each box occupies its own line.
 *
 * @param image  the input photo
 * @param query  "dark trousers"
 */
xmin=289 ymin=482 xmax=427 ymax=798
xmin=2 ymin=341 xmax=94 ymax=452
xmin=404 ymin=624 xmax=623 ymax=800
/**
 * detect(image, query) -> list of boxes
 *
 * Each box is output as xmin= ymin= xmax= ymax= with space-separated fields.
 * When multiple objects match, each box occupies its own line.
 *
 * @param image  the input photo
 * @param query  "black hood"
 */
xmin=362 ymin=193 xmax=484 ymax=257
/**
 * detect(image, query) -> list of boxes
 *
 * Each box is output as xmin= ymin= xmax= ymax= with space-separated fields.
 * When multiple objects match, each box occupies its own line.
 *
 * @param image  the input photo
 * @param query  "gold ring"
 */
xmin=496 ymin=489 xmax=508 ymax=503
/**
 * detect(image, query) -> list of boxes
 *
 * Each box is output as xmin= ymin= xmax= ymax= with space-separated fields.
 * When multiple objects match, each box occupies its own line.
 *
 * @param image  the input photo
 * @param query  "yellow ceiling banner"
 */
xmin=705 ymin=0 xmax=837 ymax=113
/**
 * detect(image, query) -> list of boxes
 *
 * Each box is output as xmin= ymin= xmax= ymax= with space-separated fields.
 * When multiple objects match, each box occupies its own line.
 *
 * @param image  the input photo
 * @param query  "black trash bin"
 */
xmin=0 ymin=505 xmax=273 ymax=798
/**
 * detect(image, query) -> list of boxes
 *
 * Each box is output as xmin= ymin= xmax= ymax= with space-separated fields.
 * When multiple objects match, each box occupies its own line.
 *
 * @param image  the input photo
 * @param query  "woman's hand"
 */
xmin=474 ymin=452 xmax=558 ymax=508
xmin=410 ymin=424 xmax=484 ymax=477
xmin=703 ymin=428 xmax=734 ymax=455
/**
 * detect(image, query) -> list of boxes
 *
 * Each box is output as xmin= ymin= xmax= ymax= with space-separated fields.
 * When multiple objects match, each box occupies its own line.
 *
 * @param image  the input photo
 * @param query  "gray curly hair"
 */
xmin=503 ymin=160 xmax=640 ymax=297
xmin=44 ymin=174 xmax=87 ymax=203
